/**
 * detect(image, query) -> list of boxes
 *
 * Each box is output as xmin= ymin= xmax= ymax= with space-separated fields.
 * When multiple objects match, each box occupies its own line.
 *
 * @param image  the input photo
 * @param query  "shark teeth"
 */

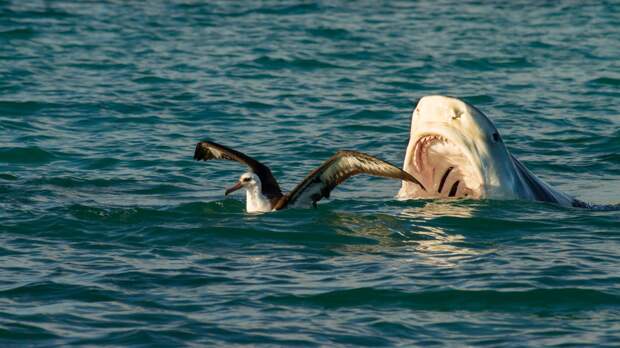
xmin=413 ymin=135 xmax=448 ymax=172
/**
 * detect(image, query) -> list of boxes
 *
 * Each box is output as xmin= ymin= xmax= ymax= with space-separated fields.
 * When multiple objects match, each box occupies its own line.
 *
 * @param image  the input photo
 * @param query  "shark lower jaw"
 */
xmin=402 ymin=134 xmax=483 ymax=199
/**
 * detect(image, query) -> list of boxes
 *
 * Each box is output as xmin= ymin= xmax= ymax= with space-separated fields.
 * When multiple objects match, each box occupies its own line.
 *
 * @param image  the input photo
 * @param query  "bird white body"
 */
xmin=244 ymin=180 xmax=273 ymax=213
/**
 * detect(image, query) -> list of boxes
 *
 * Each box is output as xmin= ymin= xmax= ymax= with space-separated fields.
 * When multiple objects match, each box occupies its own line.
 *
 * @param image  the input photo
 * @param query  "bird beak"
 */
xmin=225 ymin=181 xmax=244 ymax=196
xmin=404 ymin=173 xmax=426 ymax=192
xmin=414 ymin=178 xmax=426 ymax=192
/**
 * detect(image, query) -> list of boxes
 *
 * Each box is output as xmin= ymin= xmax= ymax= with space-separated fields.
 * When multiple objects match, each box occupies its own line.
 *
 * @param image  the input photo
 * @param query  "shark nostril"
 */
xmin=492 ymin=132 xmax=501 ymax=142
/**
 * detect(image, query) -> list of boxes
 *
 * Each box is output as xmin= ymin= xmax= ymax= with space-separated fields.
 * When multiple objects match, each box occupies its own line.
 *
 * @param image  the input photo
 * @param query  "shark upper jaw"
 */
xmin=400 ymin=129 xmax=485 ymax=199
xmin=398 ymin=96 xmax=518 ymax=200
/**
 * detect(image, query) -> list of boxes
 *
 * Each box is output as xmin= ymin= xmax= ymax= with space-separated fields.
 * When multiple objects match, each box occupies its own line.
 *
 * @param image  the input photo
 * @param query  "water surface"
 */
xmin=1 ymin=1 xmax=619 ymax=346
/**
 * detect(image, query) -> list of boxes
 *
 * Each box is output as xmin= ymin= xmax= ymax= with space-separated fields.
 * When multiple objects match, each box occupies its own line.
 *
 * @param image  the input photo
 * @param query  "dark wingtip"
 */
xmin=403 ymin=171 xmax=426 ymax=191
xmin=194 ymin=143 xmax=201 ymax=161
xmin=193 ymin=142 xmax=206 ymax=161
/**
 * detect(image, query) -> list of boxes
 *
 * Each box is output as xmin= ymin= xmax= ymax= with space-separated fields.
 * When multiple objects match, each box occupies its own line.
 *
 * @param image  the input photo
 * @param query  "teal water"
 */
xmin=1 ymin=1 xmax=620 ymax=346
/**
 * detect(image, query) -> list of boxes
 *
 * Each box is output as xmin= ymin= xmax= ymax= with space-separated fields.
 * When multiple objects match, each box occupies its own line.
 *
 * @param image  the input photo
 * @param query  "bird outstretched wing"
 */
xmin=193 ymin=141 xmax=283 ymax=199
xmin=274 ymin=151 xmax=425 ymax=210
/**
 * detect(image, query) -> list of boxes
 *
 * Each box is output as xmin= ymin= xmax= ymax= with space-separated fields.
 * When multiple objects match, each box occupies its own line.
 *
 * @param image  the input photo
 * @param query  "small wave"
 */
xmin=529 ymin=40 xmax=555 ymax=49
xmin=185 ymin=2 xmax=321 ymax=17
xmin=462 ymin=94 xmax=495 ymax=104
xmin=349 ymin=109 xmax=392 ymax=119
xmin=0 ymin=281 xmax=117 ymax=302
xmin=65 ymin=201 xmax=242 ymax=226
xmin=34 ymin=177 xmax=136 ymax=189
xmin=454 ymin=57 xmax=534 ymax=70
xmin=72 ymin=329 xmax=197 ymax=347
xmin=129 ymin=184 xmax=192 ymax=195
xmin=102 ymin=102 xmax=150 ymax=115
xmin=247 ymin=56 xmax=344 ymax=70
xmin=306 ymin=27 xmax=354 ymax=40
xmin=342 ymin=124 xmax=402 ymax=134
xmin=324 ymin=50 xmax=374 ymax=61
xmin=0 ymin=324 xmax=58 ymax=341
xmin=3 ymin=8 xmax=75 ymax=20
xmin=0 ymin=245 xmax=25 ymax=256
xmin=83 ymin=157 xmax=121 ymax=170
xmin=67 ymin=62 xmax=135 ymax=71
xmin=0 ymin=147 xmax=55 ymax=164
xmin=237 ymin=101 xmax=276 ymax=110
xmin=171 ymin=200 xmax=245 ymax=215
xmin=587 ymin=77 xmax=620 ymax=87
xmin=106 ymin=270 xmax=232 ymax=289
xmin=264 ymin=287 xmax=620 ymax=311
xmin=0 ymin=28 xmax=36 ymax=39
xmin=598 ymin=153 xmax=620 ymax=165
xmin=169 ymin=92 xmax=198 ymax=101
xmin=252 ymin=3 xmax=320 ymax=15
xmin=0 ymin=100 xmax=50 ymax=115
xmin=203 ymin=224 xmax=380 ymax=246
xmin=383 ymin=79 xmax=428 ymax=90
xmin=132 ymin=76 xmax=175 ymax=84
xmin=68 ymin=204 xmax=165 ymax=224
xmin=0 ymin=173 xmax=18 ymax=181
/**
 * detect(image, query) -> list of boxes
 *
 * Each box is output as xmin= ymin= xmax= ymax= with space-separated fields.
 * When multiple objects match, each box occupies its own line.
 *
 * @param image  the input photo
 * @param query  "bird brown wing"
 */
xmin=273 ymin=150 xmax=425 ymax=210
xmin=193 ymin=141 xmax=283 ymax=199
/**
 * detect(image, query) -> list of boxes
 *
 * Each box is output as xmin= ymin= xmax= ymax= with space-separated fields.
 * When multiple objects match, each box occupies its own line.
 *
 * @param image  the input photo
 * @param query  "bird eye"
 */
xmin=492 ymin=132 xmax=501 ymax=142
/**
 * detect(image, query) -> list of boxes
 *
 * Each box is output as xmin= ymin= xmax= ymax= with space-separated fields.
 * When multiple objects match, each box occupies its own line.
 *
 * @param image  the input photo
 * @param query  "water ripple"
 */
xmin=1 ymin=0 xmax=619 ymax=346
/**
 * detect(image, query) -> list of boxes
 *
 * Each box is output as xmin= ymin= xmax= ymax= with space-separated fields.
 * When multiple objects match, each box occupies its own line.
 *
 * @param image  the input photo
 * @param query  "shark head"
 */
xmin=398 ymin=95 xmax=529 ymax=200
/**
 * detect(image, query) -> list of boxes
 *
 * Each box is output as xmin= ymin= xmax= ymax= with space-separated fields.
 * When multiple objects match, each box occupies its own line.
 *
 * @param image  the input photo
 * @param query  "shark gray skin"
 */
xmin=397 ymin=95 xmax=593 ymax=208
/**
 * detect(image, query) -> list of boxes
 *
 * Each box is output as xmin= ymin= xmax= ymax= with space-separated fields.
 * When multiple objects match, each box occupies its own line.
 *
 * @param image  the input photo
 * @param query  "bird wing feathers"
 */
xmin=193 ymin=141 xmax=283 ymax=199
xmin=274 ymin=151 xmax=425 ymax=209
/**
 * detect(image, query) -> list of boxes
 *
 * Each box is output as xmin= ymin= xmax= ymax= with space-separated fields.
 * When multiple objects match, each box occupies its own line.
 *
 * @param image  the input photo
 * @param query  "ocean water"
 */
xmin=1 ymin=1 xmax=620 ymax=346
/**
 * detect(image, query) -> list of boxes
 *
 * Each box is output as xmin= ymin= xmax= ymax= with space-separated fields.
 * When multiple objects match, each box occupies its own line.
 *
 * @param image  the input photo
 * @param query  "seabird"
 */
xmin=193 ymin=141 xmax=426 ymax=213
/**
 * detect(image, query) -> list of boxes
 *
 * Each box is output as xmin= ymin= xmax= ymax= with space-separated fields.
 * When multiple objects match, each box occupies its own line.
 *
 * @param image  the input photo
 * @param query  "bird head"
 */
xmin=225 ymin=172 xmax=261 ymax=195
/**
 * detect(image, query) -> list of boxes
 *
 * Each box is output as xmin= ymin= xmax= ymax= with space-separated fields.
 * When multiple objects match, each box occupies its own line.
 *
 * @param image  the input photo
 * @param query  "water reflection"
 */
xmin=402 ymin=226 xmax=479 ymax=267
xmin=327 ymin=211 xmax=405 ymax=249
xmin=322 ymin=201 xmax=489 ymax=267
xmin=399 ymin=200 xmax=477 ymax=220
xmin=399 ymin=201 xmax=484 ymax=267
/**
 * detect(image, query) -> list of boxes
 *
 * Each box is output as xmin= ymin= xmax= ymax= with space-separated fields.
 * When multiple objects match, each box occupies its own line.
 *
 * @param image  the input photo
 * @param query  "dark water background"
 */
xmin=1 ymin=1 xmax=619 ymax=346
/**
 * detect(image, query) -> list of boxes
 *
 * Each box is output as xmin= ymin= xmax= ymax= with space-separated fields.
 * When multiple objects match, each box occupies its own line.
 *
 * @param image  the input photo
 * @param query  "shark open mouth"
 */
xmin=398 ymin=95 xmax=591 ymax=207
xmin=408 ymin=135 xmax=480 ymax=199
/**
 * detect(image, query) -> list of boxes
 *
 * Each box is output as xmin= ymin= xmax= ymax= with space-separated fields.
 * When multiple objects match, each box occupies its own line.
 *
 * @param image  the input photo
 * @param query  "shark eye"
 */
xmin=492 ymin=132 xmax=501 ymax=142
